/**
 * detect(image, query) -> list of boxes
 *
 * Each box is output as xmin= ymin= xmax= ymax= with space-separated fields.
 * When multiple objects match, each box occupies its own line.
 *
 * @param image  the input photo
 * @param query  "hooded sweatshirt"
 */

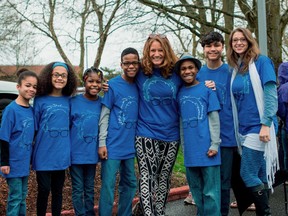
xmin=277 ymin=62 xmax=288 ymax=132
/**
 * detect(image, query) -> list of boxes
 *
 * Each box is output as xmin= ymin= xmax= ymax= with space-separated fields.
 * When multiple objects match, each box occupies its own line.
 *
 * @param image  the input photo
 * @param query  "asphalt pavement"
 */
xmin=165 ymin=183 xmax=287 ymax=215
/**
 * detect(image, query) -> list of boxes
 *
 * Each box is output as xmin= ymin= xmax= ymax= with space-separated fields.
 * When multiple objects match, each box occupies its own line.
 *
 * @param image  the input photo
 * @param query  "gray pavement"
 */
xmin=165 ymin=183 xmax=287 ymax=215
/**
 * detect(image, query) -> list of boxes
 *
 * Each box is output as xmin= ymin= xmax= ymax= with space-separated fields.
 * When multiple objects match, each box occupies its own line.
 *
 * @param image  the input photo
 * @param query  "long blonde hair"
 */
xmin=227 ymin=28 xmax=260 ymax=73
xmin=141 ymin=35 xmax=178 ymax=78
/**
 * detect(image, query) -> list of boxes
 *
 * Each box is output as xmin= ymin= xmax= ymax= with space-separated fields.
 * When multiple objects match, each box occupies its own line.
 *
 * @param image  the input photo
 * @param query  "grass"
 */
xmin=172 ymin=146 xmax=186 ymax=177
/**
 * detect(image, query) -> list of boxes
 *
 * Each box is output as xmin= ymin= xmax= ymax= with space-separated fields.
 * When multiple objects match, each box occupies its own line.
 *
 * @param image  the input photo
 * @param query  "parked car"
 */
xmin=0 ymin=80 xmax=18 ymax=123
xmin=0 ymin=80 xmax=86 ymax=123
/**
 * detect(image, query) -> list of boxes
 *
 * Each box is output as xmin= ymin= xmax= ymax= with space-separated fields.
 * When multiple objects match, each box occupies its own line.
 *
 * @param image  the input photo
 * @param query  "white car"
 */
xmin=0 ymin=80 xmax=85 ymax=122
xmin=0 ymin=80 xmax=18 ymax=122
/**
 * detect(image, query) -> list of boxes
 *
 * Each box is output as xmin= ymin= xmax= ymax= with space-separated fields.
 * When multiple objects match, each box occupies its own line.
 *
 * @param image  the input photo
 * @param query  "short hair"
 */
xmin=121 ymin=47 xmax=140 ymax=61
xmin=200 ymin=32 xmax=224 ymax=47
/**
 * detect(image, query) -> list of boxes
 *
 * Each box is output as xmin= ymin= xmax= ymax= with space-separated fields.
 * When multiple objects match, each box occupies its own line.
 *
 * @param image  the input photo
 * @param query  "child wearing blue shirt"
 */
xmin=0 ymin=69 xmax=38 ymax=216
xmin=70 ymin=67 xmax=103 ymax=215
xmin=98 ymin=47 xmax=139 ymax=216
xmin=32 ymin=62 xmax=77 ymax=216
xmin=175 ymin=53 xmax=221 ymax=216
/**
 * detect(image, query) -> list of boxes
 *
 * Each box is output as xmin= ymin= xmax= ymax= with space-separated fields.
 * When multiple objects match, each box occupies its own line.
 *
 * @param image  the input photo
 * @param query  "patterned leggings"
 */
xmin=135 ymin=136 xmax=179 ymax=216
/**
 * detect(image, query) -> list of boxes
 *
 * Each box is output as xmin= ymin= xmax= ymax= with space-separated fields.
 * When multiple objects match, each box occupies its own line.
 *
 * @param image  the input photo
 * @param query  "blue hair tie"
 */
xmin=52 ymin=62 xmax=69 ymax=72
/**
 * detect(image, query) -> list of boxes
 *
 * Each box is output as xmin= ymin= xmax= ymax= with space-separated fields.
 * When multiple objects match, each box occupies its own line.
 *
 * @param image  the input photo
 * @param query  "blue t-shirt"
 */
xmin=70 ymin=94 xmax=102 ymax=164
xmin=0 ymin=101 xmax=34 ymax=178
xmin=232 ymin=55 xmax=276 ymax=135
xmin=102 ymin=75 xmax=139 ymax=159
xmin=32 ymin=95 xmax=71 ymax=170
xmin=197 ymin=63 xmax=237 ymax=147
xmin=178 ymin=82 xmax=221 ymax=167
xmin=136 ymin=68 xmax=182 ymax=141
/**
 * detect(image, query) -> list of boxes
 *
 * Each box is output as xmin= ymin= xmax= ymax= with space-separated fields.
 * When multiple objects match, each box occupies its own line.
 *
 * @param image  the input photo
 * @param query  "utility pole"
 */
xmin=257 ymin=1 xmax=267 ymax=56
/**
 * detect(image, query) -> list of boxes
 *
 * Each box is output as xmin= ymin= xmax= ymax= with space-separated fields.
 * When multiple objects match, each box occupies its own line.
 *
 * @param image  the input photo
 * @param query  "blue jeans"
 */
xmin=99 ymin=158 xmax=137 ymax=216
xmin=6 ymin=176 xmax=28 ymax=216
xmin=186 ymin=166 xmax=221 ymax=216
xmin=220 ymin=147 xmax=237 ymax=216
xmin=70 ymin=164 xmax=96 ymax=216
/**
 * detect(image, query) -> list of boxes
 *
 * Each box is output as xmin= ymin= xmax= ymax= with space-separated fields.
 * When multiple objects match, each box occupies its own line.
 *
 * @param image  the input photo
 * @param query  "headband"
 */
xmin=52 ymin=62 xmax=69 ymax=72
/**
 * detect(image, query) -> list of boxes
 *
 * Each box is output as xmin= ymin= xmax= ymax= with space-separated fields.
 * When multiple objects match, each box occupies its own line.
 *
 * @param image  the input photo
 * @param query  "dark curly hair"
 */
xmin=37 ymin=62 xmax=78 ymax=96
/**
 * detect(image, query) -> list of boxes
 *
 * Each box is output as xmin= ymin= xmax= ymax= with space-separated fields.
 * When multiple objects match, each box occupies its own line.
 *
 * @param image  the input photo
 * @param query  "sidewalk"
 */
xmin=48 ymin=183 xmax=287 ymax=215
xmin=165 ymin=183 xmax=287 ymax=216
xmin=47 ymin=186 xmax=190 ymax=216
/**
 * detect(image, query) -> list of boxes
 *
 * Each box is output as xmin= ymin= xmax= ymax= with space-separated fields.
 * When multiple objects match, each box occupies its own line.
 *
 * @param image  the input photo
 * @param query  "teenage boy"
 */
xmin=197 ymin=32 xmax=243 ymax=215
xmin=176 ymin=53 xmax=222 ymax=216
xmin=98 ymin=47 xmax=139 ymax=216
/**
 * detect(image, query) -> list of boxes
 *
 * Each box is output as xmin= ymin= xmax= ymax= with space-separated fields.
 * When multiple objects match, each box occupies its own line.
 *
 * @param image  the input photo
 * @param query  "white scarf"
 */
xmin=230 ymin=61 xmax=279 ymax=191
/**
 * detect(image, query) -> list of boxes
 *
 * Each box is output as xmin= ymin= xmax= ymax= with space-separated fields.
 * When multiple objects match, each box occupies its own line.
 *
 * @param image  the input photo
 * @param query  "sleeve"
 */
xmin=0 ymin=139 xmax=10 ymax=166
xmin=179 ymin=117 xmax=184 ymax=149
xmin=98 ymin=105 xmax=110 ymax=147
xmin=33 ymin=97 xmax=41 ymax=131
xmin=277 ymin=90 xmax=286 ymax=121
xmin=208 ymin=110 xmax=221 ymax=152
xmin=261 ymin=81 xmax=278 ymax=127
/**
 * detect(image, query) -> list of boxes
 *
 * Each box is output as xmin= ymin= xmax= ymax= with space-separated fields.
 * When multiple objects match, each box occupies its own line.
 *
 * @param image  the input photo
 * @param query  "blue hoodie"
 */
xmin=277 ymin=62 xmax=288 ymax=132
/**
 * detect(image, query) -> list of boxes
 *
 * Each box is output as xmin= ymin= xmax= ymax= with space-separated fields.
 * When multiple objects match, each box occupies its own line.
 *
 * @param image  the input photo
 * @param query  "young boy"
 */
xmin=175 ymin=53 xmax=221 ymax=216
xmin=98 ymin=47 xmax=139 ymax=216
xmin=197 ymin=32 xmax=243 ymax=215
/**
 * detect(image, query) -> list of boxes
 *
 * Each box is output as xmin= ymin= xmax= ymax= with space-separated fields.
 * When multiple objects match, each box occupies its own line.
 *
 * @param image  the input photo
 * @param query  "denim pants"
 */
xmin=186 ymin=166 xmax=221 ymax=216
xmin=36 ymin=170 xmax=66 ymax=216
xmin=70 ymin=164 xmax=96 ymax=216
xmin=220 ymin=147 xmax=237 ymax=216
xmin=99 ymin=158 xmax=137 ymax=216
xmin=6 ymin=176 xmax=28 ymax=216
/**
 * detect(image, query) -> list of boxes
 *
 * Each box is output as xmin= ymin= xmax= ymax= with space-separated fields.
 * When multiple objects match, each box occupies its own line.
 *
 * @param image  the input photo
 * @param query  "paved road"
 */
xmin=165 ymin=183 xmax=287 ymax=215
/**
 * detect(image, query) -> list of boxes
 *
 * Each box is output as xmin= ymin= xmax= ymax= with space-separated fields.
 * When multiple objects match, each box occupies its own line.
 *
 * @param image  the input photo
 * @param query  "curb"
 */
xmin=46 ymin=185 xmax=189 ymax=216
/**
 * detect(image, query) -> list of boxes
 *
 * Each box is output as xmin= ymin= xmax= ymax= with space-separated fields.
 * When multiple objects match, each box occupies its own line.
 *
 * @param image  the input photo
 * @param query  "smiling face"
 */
xmin=179 ymin=60 xmax=199 ymax=86
xmin=17 ymin=76 xmax=38 ymax=101
xmin=203 ymin=41 xmax=224 ymax=62
xmin=121 ymin=53 xmax=139 ymax=82
xmin=149 ymin=41 xmax=165 ymax=68
xmin=231 ymin=31 xmax=248 ymax=57
xmin=84 ymin=72 xmax=102 ymax=99
xmin=51 ymin=66 xmax=68 ymax=91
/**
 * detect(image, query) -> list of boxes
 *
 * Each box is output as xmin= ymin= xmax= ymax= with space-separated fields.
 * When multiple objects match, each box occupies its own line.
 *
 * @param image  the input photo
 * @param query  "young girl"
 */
xmin=0 ymin=69 xmax=38 ymax=216
xmin=32 ymin=62 xmax=77 ymax=216
xmin=70 ymin=67 xmax=103 ymax=215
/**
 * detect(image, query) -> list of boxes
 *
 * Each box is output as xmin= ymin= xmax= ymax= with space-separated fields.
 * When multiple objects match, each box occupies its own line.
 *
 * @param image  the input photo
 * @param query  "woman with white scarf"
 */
xmin=227 ymin=27 xmax=278 ymax=216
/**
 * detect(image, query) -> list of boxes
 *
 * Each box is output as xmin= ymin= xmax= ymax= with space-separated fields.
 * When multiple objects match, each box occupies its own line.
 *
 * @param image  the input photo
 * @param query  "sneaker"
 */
xmin=184 ymin=192 xmax=196 ymax=205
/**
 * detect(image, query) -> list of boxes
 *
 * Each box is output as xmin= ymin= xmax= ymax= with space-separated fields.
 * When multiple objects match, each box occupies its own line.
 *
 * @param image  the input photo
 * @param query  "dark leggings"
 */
xmin=36 ymin=170 xmax=66 ymax=216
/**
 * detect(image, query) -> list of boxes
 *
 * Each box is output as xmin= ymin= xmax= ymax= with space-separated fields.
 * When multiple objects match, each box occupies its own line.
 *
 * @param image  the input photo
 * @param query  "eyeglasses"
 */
xmin=52 ymin=73 xmax=68 ymax=79
xmin=148 ymin=34 xmax=167 ymax=39
xmin=121 ymin=61 xmax=140 ymax=67
xmin=232 ymin=38 xmax=247 ymax=44
xmin=151 ymin=97 xmax=172 ymax=106
xmin=83 ymin=136 xmax=96 ymax=144
xmin=49 ymin=130 xmax=68 ymax=138
xmin=124 ymin=121 xmax=137 ymax=129
xmin=183 ymin=119 xmax=198 ymax=129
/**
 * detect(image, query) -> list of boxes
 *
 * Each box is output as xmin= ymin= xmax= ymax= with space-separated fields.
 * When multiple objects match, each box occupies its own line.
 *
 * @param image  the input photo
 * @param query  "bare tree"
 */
xmin=137 ymin=0 xmax=288 ymax=69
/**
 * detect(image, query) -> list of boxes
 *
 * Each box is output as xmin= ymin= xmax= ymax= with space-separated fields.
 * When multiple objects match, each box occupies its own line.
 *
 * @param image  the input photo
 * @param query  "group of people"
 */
xmin=0 ymin=27 xmax=281 ymax=216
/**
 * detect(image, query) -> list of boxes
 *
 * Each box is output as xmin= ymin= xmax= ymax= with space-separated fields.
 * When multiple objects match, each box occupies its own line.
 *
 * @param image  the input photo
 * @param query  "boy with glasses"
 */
xmin=98 ymin=47 xmax=140 ymax=216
